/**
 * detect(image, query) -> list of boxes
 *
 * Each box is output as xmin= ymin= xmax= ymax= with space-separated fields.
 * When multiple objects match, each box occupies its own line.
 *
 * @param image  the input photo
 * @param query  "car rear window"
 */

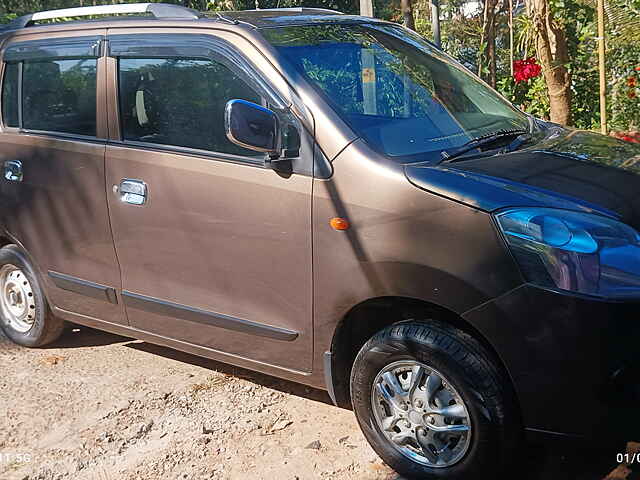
xmin=22 ymin=58 xmax=97 ymax=137
xmin=2 ymin=62 xmax=19 ymax=128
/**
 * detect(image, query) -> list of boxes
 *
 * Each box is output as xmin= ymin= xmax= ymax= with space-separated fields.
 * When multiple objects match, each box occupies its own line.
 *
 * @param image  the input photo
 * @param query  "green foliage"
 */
xmin=524 ymin=76 xmax=551 ymax=119
xmin=561 ymin=0 xmax=598 ymax=128
xmin=515 ymin=13 xmax=535 ymax=58
xmin=495 ymin=0 xmax=640 ymax=130
xmin=607 ymin=44 xmax=640 ymax=130
xmin=497 ymin=74 xmax=549 ymax=119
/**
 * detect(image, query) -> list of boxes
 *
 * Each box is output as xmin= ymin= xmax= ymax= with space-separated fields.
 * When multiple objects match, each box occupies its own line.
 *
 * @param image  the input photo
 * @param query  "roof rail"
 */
xmin=243 ymin=7 xmax=343 ymax=14
xmin=9 ymin=3 xmax=201 ymax=29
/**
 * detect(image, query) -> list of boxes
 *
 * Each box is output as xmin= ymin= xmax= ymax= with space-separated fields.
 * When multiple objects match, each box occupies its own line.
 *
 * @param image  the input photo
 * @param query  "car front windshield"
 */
xmin=263 ymin=23 xmax=530 ymax=162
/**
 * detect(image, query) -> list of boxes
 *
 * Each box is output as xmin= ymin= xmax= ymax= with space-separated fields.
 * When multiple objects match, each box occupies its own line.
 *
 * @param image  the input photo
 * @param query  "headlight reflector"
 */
xmin=495 ymin=208 xmax=640 ymax=298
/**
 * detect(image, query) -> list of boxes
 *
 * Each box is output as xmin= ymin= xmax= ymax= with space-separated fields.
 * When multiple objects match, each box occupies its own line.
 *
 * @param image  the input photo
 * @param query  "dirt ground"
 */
xmin=1 ymin=326 xmax=638 ymax=480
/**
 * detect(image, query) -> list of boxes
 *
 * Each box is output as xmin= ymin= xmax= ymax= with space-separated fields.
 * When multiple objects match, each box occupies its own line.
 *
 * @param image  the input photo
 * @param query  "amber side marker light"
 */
xmin=330 ymin=217 xmax=350 ymax=231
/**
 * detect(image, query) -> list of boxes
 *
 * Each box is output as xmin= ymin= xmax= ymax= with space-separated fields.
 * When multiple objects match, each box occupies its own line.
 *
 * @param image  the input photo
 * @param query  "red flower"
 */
xmin=513 ymin=57 xmax=542 ymax=83
xmin=628 ymin=77 xmax=637 ymax=87
xmin=636 ymin=66 xmax=640 ymax=71
xmin=612 ymin=131 xmax=640 ymax=143
xmin=629 ymin=90 xmax=637 ymax=99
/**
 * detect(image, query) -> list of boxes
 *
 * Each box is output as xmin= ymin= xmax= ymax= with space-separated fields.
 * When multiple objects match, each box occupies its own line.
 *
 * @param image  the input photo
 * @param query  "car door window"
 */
xmin=22 ymin=58 xmax=97 ymax=136
xmin=118 ymin=57 xmax=264 ymax=157
xmin=2 ymin=35 xmax=101 ymax=137
xmin=2 ymin=62 xmax=19 ymax=128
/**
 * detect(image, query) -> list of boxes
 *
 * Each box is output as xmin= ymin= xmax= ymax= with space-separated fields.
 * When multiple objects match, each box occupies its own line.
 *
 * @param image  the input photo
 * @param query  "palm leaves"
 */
xmin=576 ymin=0 xmax=640 ymax=45
xmin=515 ymin=12 xmax=536 ymax=57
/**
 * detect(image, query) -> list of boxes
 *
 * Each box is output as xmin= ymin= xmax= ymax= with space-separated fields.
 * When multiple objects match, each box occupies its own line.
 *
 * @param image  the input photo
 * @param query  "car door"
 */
xmin=0 ymin=30 xmax=126 ymax=325
xmin=104 ymin=31 xmax=313 ymax=371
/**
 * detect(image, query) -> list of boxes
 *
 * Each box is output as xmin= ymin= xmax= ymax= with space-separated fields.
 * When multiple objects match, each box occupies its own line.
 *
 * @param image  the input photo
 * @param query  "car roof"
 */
xmin=216 ymin=8 xmax=382 ymax=28
xmin=0 ymin=6 xmax=385 ymax=35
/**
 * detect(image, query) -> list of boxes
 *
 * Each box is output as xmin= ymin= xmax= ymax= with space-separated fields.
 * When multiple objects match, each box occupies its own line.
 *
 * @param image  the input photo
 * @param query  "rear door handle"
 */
xmin=116 ymin=179 xmax=147 ymax=205
xmin=4 ymin=160 xmax=23 ymax=182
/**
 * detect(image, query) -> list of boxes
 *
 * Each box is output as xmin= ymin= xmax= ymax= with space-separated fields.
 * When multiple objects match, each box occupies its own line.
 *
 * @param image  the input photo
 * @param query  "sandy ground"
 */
xmin=0 ymin=325 xmax=638 ymax=480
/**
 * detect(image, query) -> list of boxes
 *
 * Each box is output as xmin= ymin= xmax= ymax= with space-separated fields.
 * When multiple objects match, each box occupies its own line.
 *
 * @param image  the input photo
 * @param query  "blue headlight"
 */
xmin=495 ymin=208 xmax=640 ymax=298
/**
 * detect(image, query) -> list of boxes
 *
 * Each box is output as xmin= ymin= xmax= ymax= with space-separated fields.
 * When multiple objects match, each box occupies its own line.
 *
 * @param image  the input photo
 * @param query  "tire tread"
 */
xmin=350 ymin=319 xmax=520 ymax=480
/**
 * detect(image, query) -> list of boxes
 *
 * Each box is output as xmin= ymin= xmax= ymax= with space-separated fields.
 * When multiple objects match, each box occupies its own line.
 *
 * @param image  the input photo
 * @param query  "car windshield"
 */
xmin=263 ymin=23 xmax=531 ymax=162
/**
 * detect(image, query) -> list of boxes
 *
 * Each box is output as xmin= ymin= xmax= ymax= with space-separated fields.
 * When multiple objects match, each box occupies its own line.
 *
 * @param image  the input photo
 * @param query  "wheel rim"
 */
xmin=371 ymin=360 xmax=472 ymax=468
xmin=0 ymin=264 xmax=36 ymax=333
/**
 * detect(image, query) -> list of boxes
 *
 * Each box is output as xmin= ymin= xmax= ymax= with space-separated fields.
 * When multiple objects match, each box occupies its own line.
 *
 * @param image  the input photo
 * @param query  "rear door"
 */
xmin=0 ymin=30 xmax=126 ymax=325
xmin=104 ymin=30 xmax=313 ymax=371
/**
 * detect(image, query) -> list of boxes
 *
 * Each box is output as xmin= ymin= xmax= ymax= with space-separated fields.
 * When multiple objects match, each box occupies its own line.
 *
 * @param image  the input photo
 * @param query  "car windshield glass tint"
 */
xmin=263 ymin=23 xmax=530 ymax=162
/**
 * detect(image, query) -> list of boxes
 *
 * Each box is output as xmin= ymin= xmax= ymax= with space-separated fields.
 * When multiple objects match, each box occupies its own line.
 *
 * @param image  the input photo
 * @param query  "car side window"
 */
xmin=118 ymin=57 xmax=264 ymax=157
xmin=22 ymin=58 xmax=97 ymax=136
xmin=1 ymin=57 xmax=97 ymax=136
xmin=1 ymin=36 xmax=102 ymax=137
xmin=2 ymin=62 xmax=19 ymax=128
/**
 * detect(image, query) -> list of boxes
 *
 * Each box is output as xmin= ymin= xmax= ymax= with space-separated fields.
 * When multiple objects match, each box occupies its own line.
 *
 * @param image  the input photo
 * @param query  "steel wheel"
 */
xmin=0 ymin=264 xmax=36 ymax=333
xmin=371 ymin=360 xmax=472 ymax=468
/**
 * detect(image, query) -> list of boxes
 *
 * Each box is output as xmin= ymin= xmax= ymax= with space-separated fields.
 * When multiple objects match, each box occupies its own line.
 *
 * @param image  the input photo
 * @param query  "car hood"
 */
xmin=405 ymin=128 xmax=640 ymax=227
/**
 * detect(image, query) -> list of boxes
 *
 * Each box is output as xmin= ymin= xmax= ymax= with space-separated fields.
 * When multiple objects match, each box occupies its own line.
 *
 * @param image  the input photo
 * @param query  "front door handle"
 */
xmin=117 ymin=179 xmax=147 ymax=205
xmin=4 ymin=160 xmax=23 ymax=182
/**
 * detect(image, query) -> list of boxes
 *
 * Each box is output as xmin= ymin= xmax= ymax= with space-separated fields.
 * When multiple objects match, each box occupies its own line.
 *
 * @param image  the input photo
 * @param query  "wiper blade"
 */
xmin=440 ymin=128 xmax=529 ymax=164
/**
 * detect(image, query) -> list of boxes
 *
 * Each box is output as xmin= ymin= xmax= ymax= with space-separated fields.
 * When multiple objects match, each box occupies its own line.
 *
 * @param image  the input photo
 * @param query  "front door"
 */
xmin=104 ymin=31 xmax=313 ymax=371
xmin=0 ymin=30 xmax=126 ymax=325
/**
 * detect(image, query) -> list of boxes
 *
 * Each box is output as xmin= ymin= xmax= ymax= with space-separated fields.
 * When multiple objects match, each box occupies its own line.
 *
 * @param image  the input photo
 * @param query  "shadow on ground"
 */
xmin=49 ymin=324 xmax=132 ymax=348
xmin=125 ymin=339 xmax=336 ymax=407
xmin=41 ymin=326 xmax=640 ymax=480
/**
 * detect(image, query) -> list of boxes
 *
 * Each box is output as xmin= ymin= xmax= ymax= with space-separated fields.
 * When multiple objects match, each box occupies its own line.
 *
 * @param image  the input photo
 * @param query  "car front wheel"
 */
xmin=350 ymin=320 xmax=520 ymax=479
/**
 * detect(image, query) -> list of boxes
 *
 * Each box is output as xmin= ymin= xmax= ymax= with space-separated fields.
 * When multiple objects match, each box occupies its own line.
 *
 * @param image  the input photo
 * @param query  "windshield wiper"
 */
xmin=439 ymin=128 xmax=530 ymax=164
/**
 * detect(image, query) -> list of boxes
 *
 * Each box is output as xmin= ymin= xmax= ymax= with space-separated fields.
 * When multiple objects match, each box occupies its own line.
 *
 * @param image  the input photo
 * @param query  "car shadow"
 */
xmin=124 ymin=340 xmax=336 ymax=407
xmin=513 ymin=442 xmax=640 ymax=480
xmin=34 ymin=327 xmax=640 ymax=480
xmin=0 ymin=324 xmax=132 ymax=350
xmin=46 ymin=324 xmax=132 ymax=348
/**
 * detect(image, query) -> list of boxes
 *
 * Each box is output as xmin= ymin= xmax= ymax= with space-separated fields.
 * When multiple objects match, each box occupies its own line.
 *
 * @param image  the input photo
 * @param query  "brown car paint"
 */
xmin=0 ymin=16 xmax=521 ymax=392
xmin=0 ymin=26 xmax=126 ymax=326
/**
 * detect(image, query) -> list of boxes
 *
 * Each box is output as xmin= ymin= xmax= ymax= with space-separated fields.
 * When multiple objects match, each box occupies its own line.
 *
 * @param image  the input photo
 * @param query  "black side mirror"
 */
xmin=225 ymin=99 xmax=280 ymax=155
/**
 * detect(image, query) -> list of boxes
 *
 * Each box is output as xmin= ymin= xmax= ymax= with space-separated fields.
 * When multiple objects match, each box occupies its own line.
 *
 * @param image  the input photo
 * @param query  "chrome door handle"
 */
xmin=4 ymin=160 xmax=23 ymax=182
xmin=117 ymin=179 xmax=147 ymax=205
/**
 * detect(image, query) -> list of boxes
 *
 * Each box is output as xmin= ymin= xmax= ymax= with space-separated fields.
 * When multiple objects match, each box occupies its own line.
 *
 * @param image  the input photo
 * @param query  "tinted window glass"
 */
xmin=118 ymin=57 xmax=263 ymax=156
xmin=22 ymin=58 xmax=97 ymax=136
xmin=2 ymin=63 xmax=19 ymax=128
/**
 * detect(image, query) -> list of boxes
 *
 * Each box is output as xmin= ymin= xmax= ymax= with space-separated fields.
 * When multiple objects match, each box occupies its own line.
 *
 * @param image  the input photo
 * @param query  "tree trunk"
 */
xmin=509 ymin=0 xmax=514 ymax=76
xmin=531 ymin=0 xmax=572 ymax=125
xmin=479 ymin=0 xmax=498 ymax=88
xmin=487 ymin=27 xmax=497 ymax=88
xmin=401 ymin=0 xmax=415 ymax=31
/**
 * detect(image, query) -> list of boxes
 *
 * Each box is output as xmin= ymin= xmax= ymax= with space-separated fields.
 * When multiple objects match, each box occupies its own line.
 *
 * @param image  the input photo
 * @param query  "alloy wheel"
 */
xmin=371 ymin=360 xmax=472 ymax=468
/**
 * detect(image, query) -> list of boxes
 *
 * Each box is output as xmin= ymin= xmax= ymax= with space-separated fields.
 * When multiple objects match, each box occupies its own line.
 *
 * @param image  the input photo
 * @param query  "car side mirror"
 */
xmin=225 ymin=99 xmax=280 ymax=156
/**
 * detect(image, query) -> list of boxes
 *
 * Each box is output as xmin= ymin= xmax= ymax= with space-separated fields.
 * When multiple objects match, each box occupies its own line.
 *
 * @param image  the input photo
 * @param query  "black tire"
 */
xmin=0 ymin=245 xmax=64 ymax=347
xmin=350 ymin=320 xmax=520 ymax=480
